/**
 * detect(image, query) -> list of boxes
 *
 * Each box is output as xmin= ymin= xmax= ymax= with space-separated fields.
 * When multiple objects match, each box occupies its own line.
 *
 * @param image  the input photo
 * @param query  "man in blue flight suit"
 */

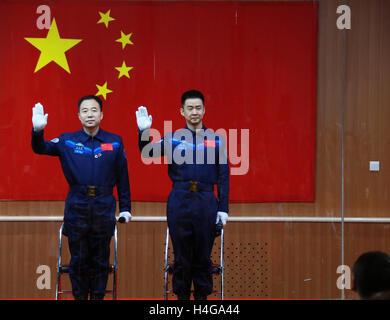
xmin=31 ymin=95 xmax=132 ymax=300
xmin=136 ymin=90 xmax=229 ymax=300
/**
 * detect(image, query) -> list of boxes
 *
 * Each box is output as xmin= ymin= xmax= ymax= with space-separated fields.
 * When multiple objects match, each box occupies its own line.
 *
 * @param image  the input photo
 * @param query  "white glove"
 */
xmin=32 ymin=102 xmax=48 ymax=131
xmin=216 ymin=211 xmax=228 ymax=226
xmin=135 ymin=106 xmax=152 ymax=131
xmin=118 ymin=211 xmax=132 ymax=223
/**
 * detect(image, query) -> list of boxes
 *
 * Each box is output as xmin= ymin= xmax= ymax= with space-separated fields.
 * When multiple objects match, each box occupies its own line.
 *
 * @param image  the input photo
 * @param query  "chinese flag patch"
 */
xmin=204 ymin=140 xmax=216 ymax=148
xmin=101 ymin=143 xmax=113 ymax=151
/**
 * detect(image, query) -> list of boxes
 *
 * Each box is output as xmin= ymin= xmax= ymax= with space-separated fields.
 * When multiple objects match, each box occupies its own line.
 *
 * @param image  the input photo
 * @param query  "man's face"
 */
xmin=180 ymin=98 xmax=205 ymax=127
xmin=78 ymin=99 xmax=103 ymax=129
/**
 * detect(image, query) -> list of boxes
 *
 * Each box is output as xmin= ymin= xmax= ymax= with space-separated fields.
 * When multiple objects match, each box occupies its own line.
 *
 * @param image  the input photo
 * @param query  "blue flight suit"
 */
xmin=32 ymin=128 xmax=131 ymax=298
xmin=139 ymin=125 xmax=229 ymax=298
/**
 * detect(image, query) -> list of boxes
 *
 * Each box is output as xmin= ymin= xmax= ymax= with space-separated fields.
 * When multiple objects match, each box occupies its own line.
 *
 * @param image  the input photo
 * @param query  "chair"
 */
xmin=55 ymin=223 xmax=118 ymax=300
xmin=163 ymin=226 xmax=224 ymax=300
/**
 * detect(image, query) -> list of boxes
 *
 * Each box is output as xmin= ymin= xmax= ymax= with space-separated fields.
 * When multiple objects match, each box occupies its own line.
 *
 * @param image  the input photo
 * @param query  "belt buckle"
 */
xmin=87 ymin=185 xmax=97 ymax=197
xmin=189 ymin=181 xmax=199 ymax=192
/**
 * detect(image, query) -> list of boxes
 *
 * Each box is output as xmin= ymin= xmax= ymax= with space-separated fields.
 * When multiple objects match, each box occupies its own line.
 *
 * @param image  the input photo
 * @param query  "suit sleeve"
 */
xmin=31 ymin=129 xmax=61 ymax=156
xmin=216 ymin=134 xmax=230 ymax=213
xmin=138 ymin=129 xmax=166 ymax=158
xmin=116 ymin=138 xmax=131 ymax=213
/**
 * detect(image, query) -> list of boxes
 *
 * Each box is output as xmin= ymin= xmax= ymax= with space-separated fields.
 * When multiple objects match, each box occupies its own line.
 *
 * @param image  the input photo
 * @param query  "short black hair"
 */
xmin=181 ymin=90 xmax=204 ymax=107
xmin=353 ymin=251 xmax=390 ymax=299
xmin=78 ymin=95 xmax=103 ymax=112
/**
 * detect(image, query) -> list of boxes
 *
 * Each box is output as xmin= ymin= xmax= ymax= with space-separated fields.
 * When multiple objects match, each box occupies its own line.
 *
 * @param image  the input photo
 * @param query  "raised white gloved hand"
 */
xmin=135 ymin=106 xmax=152 ymax=131
xmin=32 ymin=102 xmax=48 ymax=131
xmin=118 ymin=211 xmax=132 ymax=223
xmin=216 ymin=211 xmax=228 ymax=226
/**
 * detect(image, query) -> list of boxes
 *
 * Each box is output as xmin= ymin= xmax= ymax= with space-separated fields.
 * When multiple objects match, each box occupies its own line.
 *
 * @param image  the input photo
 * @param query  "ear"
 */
xmin=180 ymin=107 xmax=184 ymax=117
xmin=100 ymin=112 xmax=103 ymax=120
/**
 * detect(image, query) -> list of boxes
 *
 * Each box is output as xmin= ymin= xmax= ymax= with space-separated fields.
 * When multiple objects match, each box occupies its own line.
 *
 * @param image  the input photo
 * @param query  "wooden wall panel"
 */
xmin=344 ymin=0 xmax=390 ymax=217
xmin=344 ymin=223 xmax=390 ymax=300
xmin=116 ymin=222 xmax=167 ymax=298
xmin=0 ymin=222 xmax=60 ymax=299
xmin=0 ymin=221 xmax=388 ymax=300
xmin=222 ymin=222 xmax=342 ymax=299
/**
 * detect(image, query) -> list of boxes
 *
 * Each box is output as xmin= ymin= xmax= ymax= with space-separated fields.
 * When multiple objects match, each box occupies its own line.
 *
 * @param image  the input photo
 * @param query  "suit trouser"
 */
xmin=63 ymin=191 xmax=116 ymax=297
xmin=167 ymin=188 xmax=218 ymax=298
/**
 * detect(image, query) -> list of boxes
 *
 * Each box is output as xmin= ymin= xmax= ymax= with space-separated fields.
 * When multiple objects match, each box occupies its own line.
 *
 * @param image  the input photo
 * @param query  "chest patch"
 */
xmin=74 ymin=143 xmax=85 ymax=154
xmin=101 ymin=143 xmax=113 ymax=151
xmin=204 ymin=140 xmax=216 ymax=148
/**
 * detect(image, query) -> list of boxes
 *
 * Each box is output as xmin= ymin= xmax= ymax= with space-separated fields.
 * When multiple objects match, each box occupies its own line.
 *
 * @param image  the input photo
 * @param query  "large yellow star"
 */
xmin=115 ymin=61 xmax=134 ymax=79
xmin=115 ymin=31 xmax=134 ymax=49
xmin=96 ymin=81 xmax=113 ymax=100
xmin=24 ymin=18 xmax=82 ymax=73
xmin=97 ymin=9 xmax=115 ymax=28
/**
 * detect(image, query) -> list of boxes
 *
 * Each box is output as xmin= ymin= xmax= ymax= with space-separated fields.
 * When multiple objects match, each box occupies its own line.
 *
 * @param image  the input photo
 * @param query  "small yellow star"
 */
xmin=97 ymin=9 xmax=115 ymax=28
xmin=96 ymin=81 xmax=113 ymax=100
xmin=115 ymin=31 xmax=134 ymax=49
xmin=115 ymin=61 xmax=134 ymax=79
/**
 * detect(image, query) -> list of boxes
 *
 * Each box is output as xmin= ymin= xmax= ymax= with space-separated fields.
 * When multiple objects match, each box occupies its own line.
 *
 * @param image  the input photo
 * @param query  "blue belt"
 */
xmin=173 ymin=181 xmax=214 ymax=192
xmin=69 ymin=185 xmax=113 ymax=197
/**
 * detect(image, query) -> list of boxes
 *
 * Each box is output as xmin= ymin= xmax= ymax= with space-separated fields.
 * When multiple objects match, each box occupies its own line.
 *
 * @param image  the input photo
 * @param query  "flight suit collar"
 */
xmin=78 ymin=127 xmax=106 ymax=143
xmin=185 ymin=124 xmax=207 ymax=137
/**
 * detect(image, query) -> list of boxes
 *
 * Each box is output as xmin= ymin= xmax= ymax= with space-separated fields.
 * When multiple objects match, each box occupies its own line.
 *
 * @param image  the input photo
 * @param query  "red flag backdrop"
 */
xmin=0 ymin=1 xmax=318 ymax=202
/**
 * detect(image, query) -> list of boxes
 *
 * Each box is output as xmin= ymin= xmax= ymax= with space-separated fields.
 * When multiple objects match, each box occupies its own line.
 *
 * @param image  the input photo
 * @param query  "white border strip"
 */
xmin=0 ymin=216 xmax=389 ymax=223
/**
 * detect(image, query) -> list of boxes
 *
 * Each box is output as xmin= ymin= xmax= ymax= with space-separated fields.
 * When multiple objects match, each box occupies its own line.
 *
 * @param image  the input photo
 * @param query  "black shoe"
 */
xmin=194 ymin=294 xmax=207 ymax=300
xmin=177 ymin=294 xmax=190 ymax=300
xmin=90 ymin=294 xmax=105 ymax=300
xmin=74 ymin=294 xmax=88 ymax=300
